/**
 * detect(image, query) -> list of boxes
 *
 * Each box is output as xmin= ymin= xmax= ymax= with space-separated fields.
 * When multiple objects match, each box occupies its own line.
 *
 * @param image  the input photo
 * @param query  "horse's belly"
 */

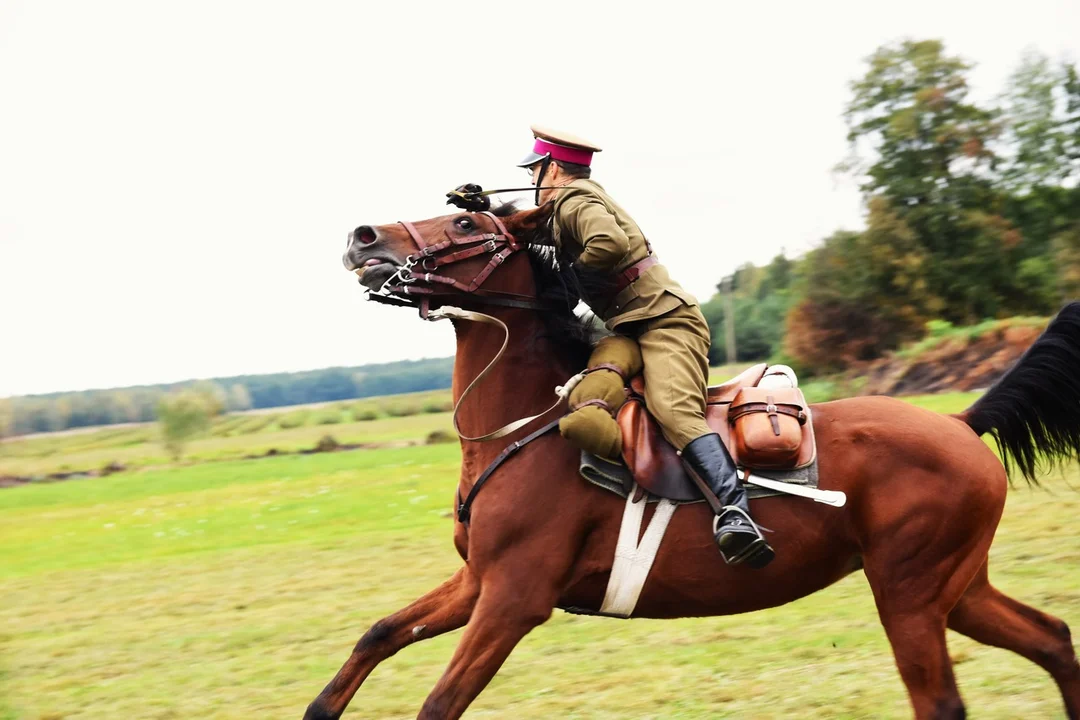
xmin=559 ymin=497 xmax=861 ymax=619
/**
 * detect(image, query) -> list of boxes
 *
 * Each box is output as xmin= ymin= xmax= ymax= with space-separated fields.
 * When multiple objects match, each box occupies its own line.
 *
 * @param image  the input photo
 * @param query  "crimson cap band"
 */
xmin=516 ymin=126 xmax=603 ymax=168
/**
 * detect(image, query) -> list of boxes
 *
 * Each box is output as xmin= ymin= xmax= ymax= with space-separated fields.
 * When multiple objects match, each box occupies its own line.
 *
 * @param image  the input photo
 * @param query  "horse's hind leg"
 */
xmin=863 ymin=483 xmax=1003 ymax=718
xmin=948 ymin=561 xmax=1080 ymax=719
xmin=304 ymin=566 xmax=478 ymax=720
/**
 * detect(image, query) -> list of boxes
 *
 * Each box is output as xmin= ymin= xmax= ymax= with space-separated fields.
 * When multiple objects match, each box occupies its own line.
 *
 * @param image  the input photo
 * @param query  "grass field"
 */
xmin=2 ymin=392 xmax=1079 ymax=718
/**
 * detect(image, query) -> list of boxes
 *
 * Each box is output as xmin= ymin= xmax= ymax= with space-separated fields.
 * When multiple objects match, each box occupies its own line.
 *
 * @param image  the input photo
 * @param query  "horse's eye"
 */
xmin=455 ymin=217 xmax=474 ymax=231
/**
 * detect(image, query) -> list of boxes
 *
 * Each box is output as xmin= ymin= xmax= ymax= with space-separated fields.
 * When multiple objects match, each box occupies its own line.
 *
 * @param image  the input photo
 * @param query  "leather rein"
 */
xmin=364 ymin=211 xmax=583 ymax=445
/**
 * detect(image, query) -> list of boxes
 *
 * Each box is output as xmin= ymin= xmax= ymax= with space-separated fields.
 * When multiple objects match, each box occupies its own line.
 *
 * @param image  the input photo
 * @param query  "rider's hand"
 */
xmin=445 ymin=183 xmax=490 ymax=212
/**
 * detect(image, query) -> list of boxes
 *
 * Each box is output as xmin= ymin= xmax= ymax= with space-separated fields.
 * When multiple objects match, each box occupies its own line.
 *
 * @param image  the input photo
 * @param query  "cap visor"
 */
xmin=515 ymin=151 xmax=548 ymax=168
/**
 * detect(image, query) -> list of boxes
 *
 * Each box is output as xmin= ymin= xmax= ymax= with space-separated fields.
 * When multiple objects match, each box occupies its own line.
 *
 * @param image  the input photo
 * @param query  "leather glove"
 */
xmin=445 ymin=183 xmax=491 ymax=212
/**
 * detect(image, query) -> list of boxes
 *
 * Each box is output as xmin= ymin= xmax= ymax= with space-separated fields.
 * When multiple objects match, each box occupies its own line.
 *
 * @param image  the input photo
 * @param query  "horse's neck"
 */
xmin=451 ymin=310 xmax=572 ymax=463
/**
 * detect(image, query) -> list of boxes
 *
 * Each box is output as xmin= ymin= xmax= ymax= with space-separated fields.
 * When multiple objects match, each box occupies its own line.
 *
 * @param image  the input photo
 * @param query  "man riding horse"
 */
xmin=461 ymin=126 xmax=774 ymax=568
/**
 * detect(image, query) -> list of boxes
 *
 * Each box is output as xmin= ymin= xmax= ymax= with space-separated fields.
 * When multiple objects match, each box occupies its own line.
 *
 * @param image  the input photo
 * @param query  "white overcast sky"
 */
xmin=1 ymin=0 xmax=1078 ymax=397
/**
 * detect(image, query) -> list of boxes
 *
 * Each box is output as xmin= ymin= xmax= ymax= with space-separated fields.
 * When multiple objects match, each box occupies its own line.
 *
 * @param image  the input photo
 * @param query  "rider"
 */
xmin=517 ymin=126 xmax=774 ymax=568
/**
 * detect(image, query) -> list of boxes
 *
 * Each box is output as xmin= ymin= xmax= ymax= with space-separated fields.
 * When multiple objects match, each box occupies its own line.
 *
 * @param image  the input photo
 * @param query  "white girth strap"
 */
xmin=600 ymin=485 xmax=678 ymax=618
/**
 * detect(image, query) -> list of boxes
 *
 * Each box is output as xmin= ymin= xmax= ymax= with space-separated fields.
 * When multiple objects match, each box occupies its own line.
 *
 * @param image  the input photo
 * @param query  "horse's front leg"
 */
xmin=416 ymin=548 xmax=569 ymax=720
xmin=304 ymin=566 xmax=479 ymax=720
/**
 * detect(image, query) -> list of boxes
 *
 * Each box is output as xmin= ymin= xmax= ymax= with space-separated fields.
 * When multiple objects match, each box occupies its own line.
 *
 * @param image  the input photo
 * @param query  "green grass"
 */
xmin=1 ymin=394 xmax=1079 ymax=718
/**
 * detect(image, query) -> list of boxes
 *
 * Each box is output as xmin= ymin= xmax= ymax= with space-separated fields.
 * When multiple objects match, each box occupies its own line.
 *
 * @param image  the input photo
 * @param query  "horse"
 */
xmin=307 ymin=203 xmax=1080 ymax=719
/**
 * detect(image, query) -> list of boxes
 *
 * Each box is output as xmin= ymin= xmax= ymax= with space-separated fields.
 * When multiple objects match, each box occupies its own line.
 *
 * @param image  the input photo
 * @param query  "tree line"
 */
xmin=2 ymin=357 xmax=453 ymax=437
xmin=703 ymin=40 xmax=1079 ymax=372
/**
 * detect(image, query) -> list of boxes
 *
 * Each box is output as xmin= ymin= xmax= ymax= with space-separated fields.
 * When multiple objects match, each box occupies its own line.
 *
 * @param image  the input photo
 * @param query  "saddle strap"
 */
xmin=599 ymin=485 xmax=678 ymax=618
xmin=583 ymin=363 xmax=627 ymax=380
xmin=729 ymin=403 xmax=807 ymax=425
xmin=570 ymin=398 xmax=614 ymax=415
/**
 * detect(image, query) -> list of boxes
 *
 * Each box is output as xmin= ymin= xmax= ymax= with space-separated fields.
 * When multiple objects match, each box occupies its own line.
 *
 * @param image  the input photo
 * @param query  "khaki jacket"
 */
xmin=551 ymin=178 xmax=699 ymax=330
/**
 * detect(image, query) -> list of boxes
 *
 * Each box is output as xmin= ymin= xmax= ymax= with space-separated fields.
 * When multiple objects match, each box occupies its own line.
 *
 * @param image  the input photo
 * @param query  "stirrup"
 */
xmin=712 ymin=505 xmax=765 ymax=536
xmin=712 ymin=507 xmax=774 ymax=568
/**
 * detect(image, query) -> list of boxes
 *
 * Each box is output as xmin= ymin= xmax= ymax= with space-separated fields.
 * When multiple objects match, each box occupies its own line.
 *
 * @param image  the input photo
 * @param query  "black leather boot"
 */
xmin=681 ymin=433 xmax=774 ymax=569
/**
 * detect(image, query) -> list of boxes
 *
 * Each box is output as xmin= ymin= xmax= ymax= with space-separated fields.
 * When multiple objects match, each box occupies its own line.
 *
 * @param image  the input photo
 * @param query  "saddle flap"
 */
xmin=616 ymin=399 xmax=701 ymax=501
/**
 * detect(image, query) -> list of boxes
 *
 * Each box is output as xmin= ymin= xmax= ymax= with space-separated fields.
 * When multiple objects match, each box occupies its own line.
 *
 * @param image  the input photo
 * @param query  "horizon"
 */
xmin=2 ymin=0 xmax=1078 ymax=397
xmin=3 ymin=354 xmax=457 ymax=400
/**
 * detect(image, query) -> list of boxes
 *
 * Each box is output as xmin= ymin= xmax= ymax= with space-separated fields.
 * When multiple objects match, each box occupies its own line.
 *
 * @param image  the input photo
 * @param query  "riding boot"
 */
xmin=681 ymin=433 xmax=775 ymax=569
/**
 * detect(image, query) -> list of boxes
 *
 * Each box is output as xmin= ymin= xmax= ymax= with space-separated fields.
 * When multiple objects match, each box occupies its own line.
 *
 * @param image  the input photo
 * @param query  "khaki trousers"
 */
xmin=624 ymin=304 xmax=713 ymax=450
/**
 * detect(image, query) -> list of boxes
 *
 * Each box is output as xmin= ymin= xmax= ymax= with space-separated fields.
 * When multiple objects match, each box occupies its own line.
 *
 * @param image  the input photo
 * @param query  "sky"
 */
xmin=1 ymin=0 xmax=1078 ymax=397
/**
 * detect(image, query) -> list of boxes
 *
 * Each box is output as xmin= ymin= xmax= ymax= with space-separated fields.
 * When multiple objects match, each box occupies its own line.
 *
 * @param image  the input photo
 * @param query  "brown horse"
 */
xmin=308 ymin=204 xmax=1080 ymax=719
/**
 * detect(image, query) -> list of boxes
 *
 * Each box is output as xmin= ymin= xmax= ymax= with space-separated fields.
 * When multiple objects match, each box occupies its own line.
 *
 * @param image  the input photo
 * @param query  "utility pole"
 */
xmin=723 ymin=275 xmax=736 ymax=365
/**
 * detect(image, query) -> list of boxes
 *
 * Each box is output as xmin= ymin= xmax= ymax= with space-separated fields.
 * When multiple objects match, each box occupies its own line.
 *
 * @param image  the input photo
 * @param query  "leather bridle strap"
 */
xmin=391 ymin=212 xmax=530 ymax=296
xmin=456 ymin=416 xmax=563 ymax=526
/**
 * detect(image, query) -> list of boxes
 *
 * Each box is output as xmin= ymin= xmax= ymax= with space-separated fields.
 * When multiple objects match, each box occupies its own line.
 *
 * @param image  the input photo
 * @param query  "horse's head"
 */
xmin=343 ymin=206 xmax=552 ymax=297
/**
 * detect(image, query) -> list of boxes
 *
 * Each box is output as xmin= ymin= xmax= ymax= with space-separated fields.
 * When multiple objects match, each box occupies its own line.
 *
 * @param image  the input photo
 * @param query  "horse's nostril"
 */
xmin=353 ymin=225 xmax=377 ymax=245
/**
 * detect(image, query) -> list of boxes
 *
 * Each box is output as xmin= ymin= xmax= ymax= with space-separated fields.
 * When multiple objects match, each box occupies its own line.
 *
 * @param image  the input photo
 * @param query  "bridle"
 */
xmin=363 ymin=210 xmax=581 ymax=444
xmin=367 ymin=210 xmax=553 ymax=316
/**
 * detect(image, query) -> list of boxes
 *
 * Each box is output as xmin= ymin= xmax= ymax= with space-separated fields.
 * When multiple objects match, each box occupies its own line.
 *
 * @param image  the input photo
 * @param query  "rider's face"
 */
xmin=526 ymin=162 xmax=543 ymax=186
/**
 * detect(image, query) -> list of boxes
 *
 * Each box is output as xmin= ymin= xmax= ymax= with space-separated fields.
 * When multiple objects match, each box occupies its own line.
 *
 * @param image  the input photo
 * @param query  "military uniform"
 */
xmin=550 ymin=177 xmax=712 ymax=450
xmin=514 ymin=126 xmax=774 ymax=568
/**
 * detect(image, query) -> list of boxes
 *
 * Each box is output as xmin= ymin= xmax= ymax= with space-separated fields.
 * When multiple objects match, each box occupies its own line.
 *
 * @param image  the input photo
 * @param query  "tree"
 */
xmin=839 ymin=39 xmax=1059 ymax=323
xmin=191 ymin=381 xmax=226 ymax=417
xmin=0 ymin=398 xmax=13 ymax=443
xmin=227 ymin=384 xmax=253 ymax=413
xmin=156 ymin=391 xmax=213 ymax=461
xmin=1054 ymin=224 xmax=1080 ymax=301
xmin=999 ymin=51 xmax=1075 ymax=190
xmin=782 ymin=198 xmax=940 ymax=372
xmin=701 ymin=255 xmax=795 ymax=365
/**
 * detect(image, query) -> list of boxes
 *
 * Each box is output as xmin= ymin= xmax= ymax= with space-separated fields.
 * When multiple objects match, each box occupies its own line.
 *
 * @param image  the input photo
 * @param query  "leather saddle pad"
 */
xmin=617 ymin=363 xmax=818 ymax=501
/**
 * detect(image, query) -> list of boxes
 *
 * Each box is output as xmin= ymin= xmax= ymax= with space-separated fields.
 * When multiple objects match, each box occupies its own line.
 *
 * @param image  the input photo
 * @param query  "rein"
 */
xmin=423 ymin=305 xmax=584 ymax=442
xmin=367 ymin=211 xmax=585 ymax=443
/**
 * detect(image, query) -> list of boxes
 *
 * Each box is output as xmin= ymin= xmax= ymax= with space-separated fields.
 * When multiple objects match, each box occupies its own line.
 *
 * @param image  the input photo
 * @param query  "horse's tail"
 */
xmin=955 ymin=301 xmax=1080 ymax=483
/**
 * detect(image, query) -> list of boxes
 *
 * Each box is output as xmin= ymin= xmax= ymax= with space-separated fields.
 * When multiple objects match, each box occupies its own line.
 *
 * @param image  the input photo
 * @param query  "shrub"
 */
xmin=235 ymin=414 xmax=277 ymax=434
xmin=156 ymin=391 xmax=214 ymax=461
xmin=383 ymin=403 xmax=422 ymax=418
xmin=277 ymin=410 xmax=310 ymax=429
xmin=425 ymin=429 xmax=456 ymax=445
xmin=314 ymin=435 xmax=340 ymax=452
xmin=314 ymin=408 xmax=343 ymax=425
xmin=423 ymin=398 xmax=454 ymax=414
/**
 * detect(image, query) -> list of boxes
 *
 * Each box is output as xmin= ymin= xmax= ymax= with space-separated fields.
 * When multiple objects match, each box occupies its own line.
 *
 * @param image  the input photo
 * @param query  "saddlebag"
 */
xmin=728 ymin=387 xmax=808 ymax=469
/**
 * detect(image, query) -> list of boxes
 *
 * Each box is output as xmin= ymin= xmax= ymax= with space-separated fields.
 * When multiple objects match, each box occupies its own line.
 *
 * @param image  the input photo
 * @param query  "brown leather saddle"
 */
xmin=617 ymin=363 xmax=818 ymax=501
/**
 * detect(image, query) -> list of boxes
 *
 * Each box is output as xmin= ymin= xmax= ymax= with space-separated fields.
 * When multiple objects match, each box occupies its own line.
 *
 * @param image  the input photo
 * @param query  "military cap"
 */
xmin=517 ymin=125 xmax=603 ymax=168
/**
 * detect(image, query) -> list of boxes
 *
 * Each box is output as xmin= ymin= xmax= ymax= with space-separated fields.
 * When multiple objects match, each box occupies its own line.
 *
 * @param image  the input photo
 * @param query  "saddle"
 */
xmin=617 ymin=363 xmax=818 ymax=501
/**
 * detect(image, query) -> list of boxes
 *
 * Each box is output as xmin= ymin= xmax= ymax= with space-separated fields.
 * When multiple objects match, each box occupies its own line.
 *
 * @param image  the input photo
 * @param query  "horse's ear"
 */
xmin=501 ymin=203 xmax=554 ymax=239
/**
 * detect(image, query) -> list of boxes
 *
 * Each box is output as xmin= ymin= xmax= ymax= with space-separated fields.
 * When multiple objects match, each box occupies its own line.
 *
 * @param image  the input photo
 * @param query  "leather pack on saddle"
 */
xmin=617 ymin=363 xmax=818 ymax=501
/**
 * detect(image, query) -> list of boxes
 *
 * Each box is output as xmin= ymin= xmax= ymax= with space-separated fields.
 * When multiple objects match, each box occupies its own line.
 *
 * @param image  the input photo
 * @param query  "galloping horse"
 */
xmin=307 ymin=204 xmax=1080 ymax=719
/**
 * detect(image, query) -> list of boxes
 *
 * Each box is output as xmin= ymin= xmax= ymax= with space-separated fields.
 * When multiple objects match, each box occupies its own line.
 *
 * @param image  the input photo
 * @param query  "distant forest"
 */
xmin=2 ymin=357 xmax=453 ymax=436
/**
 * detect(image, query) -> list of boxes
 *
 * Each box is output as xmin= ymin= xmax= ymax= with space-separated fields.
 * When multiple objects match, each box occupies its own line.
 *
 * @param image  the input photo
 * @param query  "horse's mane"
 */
xmin=491 ymin=203 xmax=609 ymax=368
